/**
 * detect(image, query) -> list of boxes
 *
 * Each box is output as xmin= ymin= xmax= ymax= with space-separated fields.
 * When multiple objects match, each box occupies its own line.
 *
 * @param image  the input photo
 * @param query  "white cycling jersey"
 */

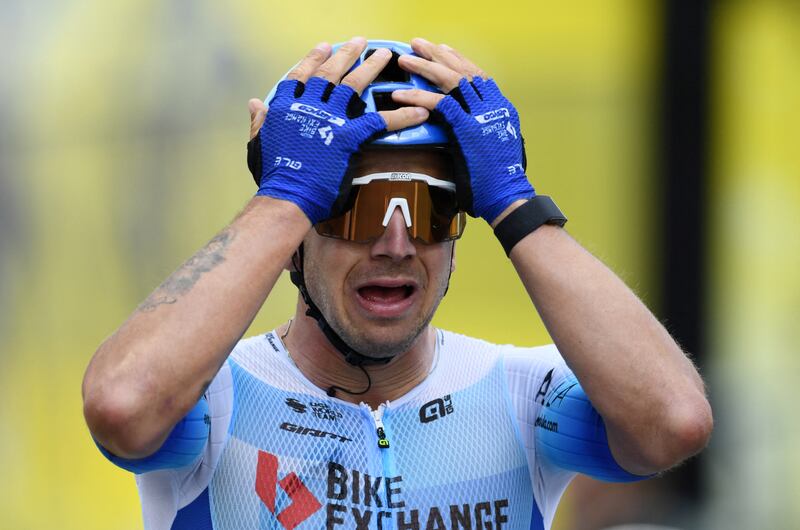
xmin=117 ymin=329 xmax=633 ymax=530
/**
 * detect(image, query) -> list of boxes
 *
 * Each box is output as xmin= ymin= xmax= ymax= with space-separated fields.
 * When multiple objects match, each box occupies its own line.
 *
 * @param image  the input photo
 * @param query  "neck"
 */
xmin=278 ymin=306 xmax=436 ymax=409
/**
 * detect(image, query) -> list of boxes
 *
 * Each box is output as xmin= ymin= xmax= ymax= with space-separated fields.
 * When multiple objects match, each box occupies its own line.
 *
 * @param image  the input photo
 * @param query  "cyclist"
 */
xmin=83 ymin=38 xmax=712 ymax=529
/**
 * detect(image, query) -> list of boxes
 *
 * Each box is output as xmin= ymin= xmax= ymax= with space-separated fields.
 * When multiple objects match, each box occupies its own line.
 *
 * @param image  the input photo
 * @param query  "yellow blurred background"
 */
xmin=0 ymin=0 xmax=797 ymax=528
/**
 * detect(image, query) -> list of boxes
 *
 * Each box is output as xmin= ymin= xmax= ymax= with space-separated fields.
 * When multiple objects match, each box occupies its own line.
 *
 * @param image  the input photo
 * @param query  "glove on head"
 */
xmin=247 ymin=76 xmax=387 ymax=225
xmin=432 ymin=77 xmax=535 ymax=223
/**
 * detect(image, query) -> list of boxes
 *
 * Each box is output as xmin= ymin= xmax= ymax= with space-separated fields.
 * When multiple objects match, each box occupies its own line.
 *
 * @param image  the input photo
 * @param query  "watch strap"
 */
xmin=493 ymin=195 xmax=567 ymax=256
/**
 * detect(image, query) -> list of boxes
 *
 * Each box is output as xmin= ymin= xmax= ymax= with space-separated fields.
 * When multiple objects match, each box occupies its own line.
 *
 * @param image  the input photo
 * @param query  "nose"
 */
xmin=370 ymin=207 xmax=416 ymax=260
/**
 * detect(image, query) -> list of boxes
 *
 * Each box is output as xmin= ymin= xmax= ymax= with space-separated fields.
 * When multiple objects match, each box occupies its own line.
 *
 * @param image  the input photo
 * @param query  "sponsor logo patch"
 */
xmin=289 ymin=103 xmax=346 ymax=126
xmin=419 ymin=395 xmax=454 ymax=424
xmin=474 ymin=107 xmax=510 ymax=124
xmin=280 ymin=422 xmax=352 ymax=443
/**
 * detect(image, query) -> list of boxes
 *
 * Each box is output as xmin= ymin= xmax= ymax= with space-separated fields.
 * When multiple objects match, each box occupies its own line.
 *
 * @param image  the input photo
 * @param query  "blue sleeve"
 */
xmin=95 ymin=397 xmax=210 ymax=474
xmin=535 ymin=376 xmax=651 ymax=482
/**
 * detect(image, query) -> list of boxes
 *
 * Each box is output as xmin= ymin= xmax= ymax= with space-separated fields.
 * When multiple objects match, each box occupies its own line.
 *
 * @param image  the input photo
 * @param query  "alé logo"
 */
xmin=474 ymin=108 xmax=510 ymax=124
xmin=419 ymin=395 xmax=454 ymax=424
xmin=289 ymin=103 xmax=345 ymax=126
xmin=255 ymin=451 xmax=321 ymax=529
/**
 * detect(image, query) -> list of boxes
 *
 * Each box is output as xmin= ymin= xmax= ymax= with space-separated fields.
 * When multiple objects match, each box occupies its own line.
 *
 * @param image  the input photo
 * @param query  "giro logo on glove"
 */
xmin=248 ymin=77 xmax=387 ymax=225
xmin=474 ymin=108 xmax=510 ymax=124
xmin=289 ymin=103 xmax=347 ymax=127
xmin=433 ymin=77 xmax=535 ymax=223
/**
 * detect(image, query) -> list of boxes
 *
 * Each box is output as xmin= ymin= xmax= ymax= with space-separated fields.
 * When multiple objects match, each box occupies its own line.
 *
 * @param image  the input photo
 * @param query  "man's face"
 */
xmin=301 ymin=149 xmax=456 ymax=360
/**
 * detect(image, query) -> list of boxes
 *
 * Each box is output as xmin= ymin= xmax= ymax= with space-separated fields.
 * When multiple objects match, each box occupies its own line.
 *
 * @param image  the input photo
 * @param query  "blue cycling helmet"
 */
xmin=264 ymin=39 xmax=449 ymax=147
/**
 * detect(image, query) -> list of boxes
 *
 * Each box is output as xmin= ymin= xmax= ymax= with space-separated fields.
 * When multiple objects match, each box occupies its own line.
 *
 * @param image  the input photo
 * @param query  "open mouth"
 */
xmin=357 ymin=284 xmax=416 ymax=303
xmin=354 ymin=280 xmax=418 ymax=318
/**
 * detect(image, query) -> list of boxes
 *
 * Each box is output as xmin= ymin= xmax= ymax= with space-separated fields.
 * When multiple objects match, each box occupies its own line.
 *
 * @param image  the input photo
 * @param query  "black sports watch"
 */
xmin=493 ymin=196 xmax=567 ymax=256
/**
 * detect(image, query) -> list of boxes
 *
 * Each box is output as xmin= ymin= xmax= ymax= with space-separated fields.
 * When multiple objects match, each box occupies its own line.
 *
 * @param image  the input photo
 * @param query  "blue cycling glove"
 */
xmin=247 ymin=77 xmax=387 ymax=224
xmin=433 ymin=77 xmax=535 ymax=223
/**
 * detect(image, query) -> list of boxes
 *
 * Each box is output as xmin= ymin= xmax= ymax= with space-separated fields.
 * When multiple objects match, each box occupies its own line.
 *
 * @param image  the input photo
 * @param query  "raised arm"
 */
xmin=82 ymin=38 xmax=429 ymax=460
xmin=497 ymin=205 xmax=712 ymax=475
xmin=82 ymin=197 xmax=309 ymax=459
xmin=396 ymin=38 xmax=712 ymax=475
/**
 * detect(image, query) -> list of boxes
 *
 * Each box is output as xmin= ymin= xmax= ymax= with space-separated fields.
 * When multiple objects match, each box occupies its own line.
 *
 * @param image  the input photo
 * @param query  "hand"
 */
xmin=393 ymin=38 xmax=535 ymax=224
xmin=247 ymin=37 xmax=430 ymax=225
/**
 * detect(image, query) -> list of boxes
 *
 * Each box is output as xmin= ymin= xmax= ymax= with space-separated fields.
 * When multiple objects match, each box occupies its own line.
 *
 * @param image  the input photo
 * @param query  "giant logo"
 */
xmin=280 ymin=422 xmax=352 ymax=443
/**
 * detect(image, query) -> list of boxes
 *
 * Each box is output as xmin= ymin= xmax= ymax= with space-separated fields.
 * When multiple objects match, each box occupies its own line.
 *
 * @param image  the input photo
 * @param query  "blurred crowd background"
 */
xmin=0 ymin=0 xmax=797 ymax=528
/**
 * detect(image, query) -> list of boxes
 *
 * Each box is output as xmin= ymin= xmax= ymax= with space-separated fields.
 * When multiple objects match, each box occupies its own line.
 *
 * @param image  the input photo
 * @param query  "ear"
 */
xmin=449 ymin=241 xmax=457 ymax=273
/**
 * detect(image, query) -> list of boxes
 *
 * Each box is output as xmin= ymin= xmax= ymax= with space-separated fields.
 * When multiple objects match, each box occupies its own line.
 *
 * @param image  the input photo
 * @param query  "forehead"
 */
xmin=350 ymin=149 xmax=454 ymax=181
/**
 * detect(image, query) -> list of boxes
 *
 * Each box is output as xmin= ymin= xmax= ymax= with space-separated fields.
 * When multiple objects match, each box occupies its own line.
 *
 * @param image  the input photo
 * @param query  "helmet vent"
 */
xmin=365 ymin=49 xmax=410 ymax=83
xmin=372 ymin=91 xmax=402 ymax=111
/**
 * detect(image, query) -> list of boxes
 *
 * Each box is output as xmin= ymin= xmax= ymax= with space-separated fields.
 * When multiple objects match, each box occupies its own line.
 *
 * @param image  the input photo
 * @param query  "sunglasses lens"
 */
xmin=315 ymin=180 xmax=465 ymax=244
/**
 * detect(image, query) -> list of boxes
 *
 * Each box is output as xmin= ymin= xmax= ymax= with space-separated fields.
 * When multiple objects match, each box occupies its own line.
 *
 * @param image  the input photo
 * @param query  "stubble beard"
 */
xmin=305 ymin=269 xmax=450 ymax=361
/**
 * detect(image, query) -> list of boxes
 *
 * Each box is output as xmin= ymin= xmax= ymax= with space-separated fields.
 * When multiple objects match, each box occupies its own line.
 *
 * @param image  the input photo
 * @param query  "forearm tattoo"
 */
xmin=138 ymin=228 xmax=236 ymax=312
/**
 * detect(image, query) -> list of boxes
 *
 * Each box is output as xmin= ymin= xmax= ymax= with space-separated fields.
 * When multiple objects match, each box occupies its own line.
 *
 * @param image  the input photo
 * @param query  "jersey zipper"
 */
xmin=371 ymin=406 xmax=390 ymax=449
xmin=363 ymin=403 xmax=398 ymax=530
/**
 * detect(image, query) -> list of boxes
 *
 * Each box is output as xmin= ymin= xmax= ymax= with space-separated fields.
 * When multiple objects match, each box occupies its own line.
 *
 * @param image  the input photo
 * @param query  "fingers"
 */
xmin=437 ymin=43 xmax=486 ymax=80
xmin=340 ymin=47 xmax=391 ymax=94
xmin=286 ymin=43 xmax=332 ymax=83
xmin=411 ymin=38 xmax=485 ymax=79
xmin=398 ymin=38 xmax=487 ymax=92
xmin=314 ymin=36 xmax=367 ymax=83
xmin=248 ymin=98 xmax=267 ymax=140
xmin=409 ymin=38 xmax=463 ymax=75
xmin=380 ymin=106 xmax=429 ymax=132
xmin=397 ymin=54 xmax=462 ymax=92
xmin=391 ymin=88 xmax=444 ymax=111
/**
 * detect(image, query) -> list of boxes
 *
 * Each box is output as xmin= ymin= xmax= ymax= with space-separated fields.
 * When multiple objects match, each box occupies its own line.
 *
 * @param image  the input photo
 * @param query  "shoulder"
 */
xmin=437 ymin=328 xmax=512 ymax=356
xmin=229 ymin=332 xmax=283 ymax=360
xmin=502 ymin=343 xmax=568 ymax=380
xmin=438 ymin=329 xmax=563 ymax=369
xmin=227 ymin=331 xmax=287 ymax=377
xmin=437 ymin=329 xmax=571 ymax=397
xmin=436 ymin=329 xmax=506 ymax=373
xmin=226 ymin=330 xmax=324 ymax=395
xmin=436 ymin=329 xmax=566 ymax=386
